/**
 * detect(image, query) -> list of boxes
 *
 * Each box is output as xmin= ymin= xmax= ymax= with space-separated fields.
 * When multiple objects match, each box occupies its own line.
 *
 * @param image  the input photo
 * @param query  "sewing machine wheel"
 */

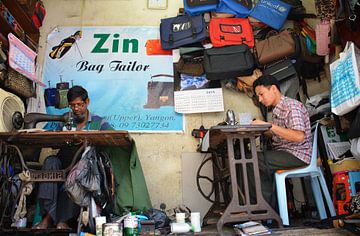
xmin=12 ymin=111 xmax=24 ymax=130
xmin=196 ymin=153 xmax=231 ymax=204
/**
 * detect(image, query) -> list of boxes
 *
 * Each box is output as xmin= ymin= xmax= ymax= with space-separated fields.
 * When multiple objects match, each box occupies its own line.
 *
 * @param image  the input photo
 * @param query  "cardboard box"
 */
xmin=329 ymin=158 xmax=360 ymax=174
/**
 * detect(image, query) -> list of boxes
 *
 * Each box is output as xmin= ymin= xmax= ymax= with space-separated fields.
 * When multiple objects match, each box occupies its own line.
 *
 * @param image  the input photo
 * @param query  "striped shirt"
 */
xmin=271 ymin=96 xmax=312 ymax=164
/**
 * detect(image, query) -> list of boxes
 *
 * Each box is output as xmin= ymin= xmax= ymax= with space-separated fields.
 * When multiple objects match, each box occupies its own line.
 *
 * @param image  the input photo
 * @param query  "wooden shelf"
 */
xmin=0 ymin=17 xmax=37 ymax=51
xmin=2 ymin=0 xmax=38 ymax=34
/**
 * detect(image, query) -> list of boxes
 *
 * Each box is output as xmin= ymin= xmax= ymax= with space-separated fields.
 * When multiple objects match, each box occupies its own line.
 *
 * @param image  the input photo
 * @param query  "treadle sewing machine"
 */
xmin=199 ymin=124 xmax=282 ymax=234
xmin=0 ymin=112 xmax=131 ymax=229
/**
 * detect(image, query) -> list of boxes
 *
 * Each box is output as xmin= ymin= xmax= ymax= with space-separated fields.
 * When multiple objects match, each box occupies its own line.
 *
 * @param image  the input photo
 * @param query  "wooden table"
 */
xmin=0 ymin=130 xmax=131 ymax=182
xmin=209 ymin=124 xmax=281 ymax=234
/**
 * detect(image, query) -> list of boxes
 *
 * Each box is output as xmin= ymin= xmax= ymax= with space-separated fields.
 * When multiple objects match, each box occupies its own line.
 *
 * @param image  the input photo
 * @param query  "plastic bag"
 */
xmin=330 ymin=41 xmax=360 ymax=115
xmin=65 ymin=146 xmax=101 ymax=207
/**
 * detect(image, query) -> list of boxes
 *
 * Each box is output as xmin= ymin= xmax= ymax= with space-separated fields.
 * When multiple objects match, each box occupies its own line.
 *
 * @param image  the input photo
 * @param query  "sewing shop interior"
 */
xmin=0 ymin=0 xmax=360 ymax=235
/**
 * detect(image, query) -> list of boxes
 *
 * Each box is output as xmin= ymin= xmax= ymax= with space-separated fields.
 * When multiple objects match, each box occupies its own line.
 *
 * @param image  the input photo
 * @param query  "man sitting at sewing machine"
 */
xmin=34 ymin=85 xmax=112 ymax=229
xmin=250 ymin=75 xmax=312 ymax=208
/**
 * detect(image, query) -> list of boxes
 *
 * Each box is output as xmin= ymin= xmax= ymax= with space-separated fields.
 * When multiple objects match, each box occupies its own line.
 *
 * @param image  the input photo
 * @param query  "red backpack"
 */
xmin=209 ymin=17 xmax=254 ymax=48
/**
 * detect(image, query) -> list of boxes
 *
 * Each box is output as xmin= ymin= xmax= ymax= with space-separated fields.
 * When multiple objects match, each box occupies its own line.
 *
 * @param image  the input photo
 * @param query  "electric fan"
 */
xmin=0 ymin=88 xmax=25 ymax=131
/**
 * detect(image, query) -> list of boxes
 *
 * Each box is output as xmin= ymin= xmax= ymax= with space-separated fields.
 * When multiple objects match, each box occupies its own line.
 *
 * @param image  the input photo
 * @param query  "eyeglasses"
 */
xmin=69 ymin=101 xmax=86 ymax=109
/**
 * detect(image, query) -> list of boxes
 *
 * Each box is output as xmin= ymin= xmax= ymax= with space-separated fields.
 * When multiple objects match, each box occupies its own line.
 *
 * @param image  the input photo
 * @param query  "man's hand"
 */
xmin=251 ymin=119 xmax=269 ymax=125
xmin=252 ymin=119 xmax=272 ymax=137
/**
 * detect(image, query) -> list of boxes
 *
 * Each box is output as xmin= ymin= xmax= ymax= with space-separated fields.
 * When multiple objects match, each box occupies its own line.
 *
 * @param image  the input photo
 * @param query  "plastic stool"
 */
xmin=348 ymin=170 xmax=360 ymax=195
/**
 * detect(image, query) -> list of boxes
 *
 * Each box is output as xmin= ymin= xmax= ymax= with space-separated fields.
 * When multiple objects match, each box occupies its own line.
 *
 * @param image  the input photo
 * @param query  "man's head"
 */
xmin=67 ymin=85 xmax=89 ymax=123
xmin=252 ymin=75 xmax=281 ymax=107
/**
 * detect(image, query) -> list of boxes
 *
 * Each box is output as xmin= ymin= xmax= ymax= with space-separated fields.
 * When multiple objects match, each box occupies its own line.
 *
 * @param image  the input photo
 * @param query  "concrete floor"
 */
xmin=194 ymin=224 xmax=357 ymax=236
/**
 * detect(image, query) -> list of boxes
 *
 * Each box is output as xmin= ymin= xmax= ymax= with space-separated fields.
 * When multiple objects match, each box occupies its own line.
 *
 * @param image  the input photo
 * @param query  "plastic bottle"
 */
xmin=170 ymin=223 xmax=193 ymax=233
xmin=123 ymin=215 xmax=138 ymax=236
xmin=190 ymin=212 xmax=201 ymax=232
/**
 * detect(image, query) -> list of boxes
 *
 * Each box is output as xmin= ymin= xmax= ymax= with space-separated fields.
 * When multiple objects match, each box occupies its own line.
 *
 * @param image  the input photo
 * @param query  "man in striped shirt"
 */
xmin=250 ymin=74 xmax=312 ymax=209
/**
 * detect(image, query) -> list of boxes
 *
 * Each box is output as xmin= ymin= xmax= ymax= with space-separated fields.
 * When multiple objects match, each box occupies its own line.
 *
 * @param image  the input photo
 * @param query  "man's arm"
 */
xmin=252 ymin=119 xmax=305 ymax=143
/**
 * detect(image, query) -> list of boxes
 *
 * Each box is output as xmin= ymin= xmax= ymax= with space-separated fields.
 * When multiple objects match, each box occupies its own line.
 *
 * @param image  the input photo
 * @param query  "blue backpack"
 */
xmin=216 ymin=0 xmax=252 ymax=18
xmin=250 ymin=0 xmax=291 ymax=30
xmin=184 ymin=0 xmax=219 ymax=16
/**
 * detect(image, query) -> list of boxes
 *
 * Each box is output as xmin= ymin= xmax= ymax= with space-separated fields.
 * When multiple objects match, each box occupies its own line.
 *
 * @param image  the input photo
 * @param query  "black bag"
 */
xmin=143 ymin=75 xmax=174 ymax=109
xmin=204 ymin=44 xmax=255 ymax=80
xmin=160 ymin=14 xmax=206 ymax=50
xmin=348 ymin=106 xmax=360 ymax=139
xmin=263 ymin=59 xmax=297 ymax=83
xmin=263 ymin=58 xmax=300 ymax=99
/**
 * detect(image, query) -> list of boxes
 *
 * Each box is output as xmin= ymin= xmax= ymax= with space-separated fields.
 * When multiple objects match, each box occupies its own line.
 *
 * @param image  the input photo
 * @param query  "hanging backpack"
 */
xmin=184 ymin=0 xmax=219 ymax=16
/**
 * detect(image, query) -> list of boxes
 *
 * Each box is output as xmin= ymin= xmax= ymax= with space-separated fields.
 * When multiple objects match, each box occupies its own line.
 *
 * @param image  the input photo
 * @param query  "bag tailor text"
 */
xmin=76 ymin=60 xmax=150 ymax=73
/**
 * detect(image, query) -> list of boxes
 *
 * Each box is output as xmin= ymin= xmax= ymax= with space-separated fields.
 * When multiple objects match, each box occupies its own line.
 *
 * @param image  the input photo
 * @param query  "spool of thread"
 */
xmin=190 ymin=212 xmax=201 ymax=232
xmin=175 ymin=212 xmax=185 ymax=223
xmin=170 ymin=223 xmax=192 ymax=233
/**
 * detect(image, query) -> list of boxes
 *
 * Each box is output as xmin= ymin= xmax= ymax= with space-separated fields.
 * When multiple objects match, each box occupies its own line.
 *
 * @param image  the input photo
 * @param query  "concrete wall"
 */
xmin=38 ymin=0 xmax=328 ymax=210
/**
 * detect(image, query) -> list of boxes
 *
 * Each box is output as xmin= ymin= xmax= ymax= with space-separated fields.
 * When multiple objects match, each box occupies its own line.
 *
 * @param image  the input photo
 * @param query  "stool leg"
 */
xmin=318 ymin=169 xmax=336 ymax=217
xmin=276 ymin=174 xmax=288 ymax=225
xmin=310 ymin=176 xmax=326 ymax=220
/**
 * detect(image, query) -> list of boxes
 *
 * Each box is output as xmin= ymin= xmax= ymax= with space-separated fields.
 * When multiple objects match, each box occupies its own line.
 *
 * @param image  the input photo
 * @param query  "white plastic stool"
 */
xmin=275 ymin=123 xmax=336 ymax=225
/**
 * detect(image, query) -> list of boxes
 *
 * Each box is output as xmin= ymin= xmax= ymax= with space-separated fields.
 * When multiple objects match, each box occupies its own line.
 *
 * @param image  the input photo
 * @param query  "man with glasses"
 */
xmin=34 ymin=85 xmax=112 ymax=230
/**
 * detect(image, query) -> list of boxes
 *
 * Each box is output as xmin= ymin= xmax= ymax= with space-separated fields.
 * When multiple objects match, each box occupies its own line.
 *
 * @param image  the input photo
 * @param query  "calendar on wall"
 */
xmin=8 ymin=33 xmax=45 ymax=87
xmin=174 ymin=88 xmax=224 ymax=114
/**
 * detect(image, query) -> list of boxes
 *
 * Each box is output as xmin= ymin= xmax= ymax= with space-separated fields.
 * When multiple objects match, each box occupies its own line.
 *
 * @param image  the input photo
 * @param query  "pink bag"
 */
xmin=315 ymin=20 xmax=330 ymax=56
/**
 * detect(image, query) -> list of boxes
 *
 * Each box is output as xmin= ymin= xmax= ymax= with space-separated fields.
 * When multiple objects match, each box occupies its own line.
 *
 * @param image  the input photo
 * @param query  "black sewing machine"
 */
xmin=12 ymin=111 xmax=73 ymax=130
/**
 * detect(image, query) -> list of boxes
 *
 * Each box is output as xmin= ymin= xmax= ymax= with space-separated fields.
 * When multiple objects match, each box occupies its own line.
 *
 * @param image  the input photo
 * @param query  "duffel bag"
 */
xmin=184 ymin=0 xmax=219 ymax=16
xmin=160 ymin=14 xmax=206 ymax=50
xmin=209 ymin=17 xmax=254 ymax=48
xmin=204 ymin=44 xmax=255 ymax=80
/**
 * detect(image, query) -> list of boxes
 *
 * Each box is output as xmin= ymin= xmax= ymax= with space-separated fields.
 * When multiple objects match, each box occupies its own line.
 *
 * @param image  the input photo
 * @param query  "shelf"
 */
xmin=2 ymin=0 xmax=38 ymax=34
xmin=0 ymin=16 xmax=37 ymax=51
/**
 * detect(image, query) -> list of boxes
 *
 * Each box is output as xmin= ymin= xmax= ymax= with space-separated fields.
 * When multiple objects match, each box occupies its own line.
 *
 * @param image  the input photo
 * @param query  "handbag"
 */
xmin=176 ymin=57 xmax=204 ymax=76
xmin=184 ymin=0 xmax=219 ymax=16
xmin=255 ymin=30 xmax=296 ymax=65
xmin=143 ymin=74 xmax=174 ymax=109
xmin=236 ymin=69 xmax=262 ymax=97
xmin=209 ymin=17 xmax=254 ymax=48
xmin=250 ymin=0 xmax=291 ymax=30
xmin=146 ymin=39 xmax=172 ymax=56
xmin=2 ymin=67 xmax=35 ymax=98
xmin=160 ymin=14 xmax=206 ymax=50
xmin=177 ymin=46 xmax=204 ymax=76
xmin=330 ymin=41 xmax=360 ymax=116
xmin=204 ymin=44 xmax=255 ymax=80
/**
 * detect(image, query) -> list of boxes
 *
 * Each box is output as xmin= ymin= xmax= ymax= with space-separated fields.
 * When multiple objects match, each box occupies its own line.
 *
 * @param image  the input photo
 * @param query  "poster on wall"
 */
xmin=43 ymin=26 xmax=183 ymax=132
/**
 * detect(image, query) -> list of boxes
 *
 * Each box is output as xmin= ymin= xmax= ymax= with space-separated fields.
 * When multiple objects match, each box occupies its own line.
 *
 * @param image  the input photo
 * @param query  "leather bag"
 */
xmin=143 ymin=74 xmax=174 ymax=109
xmin=160 ymin=14 xmax=206 ymax=50
xmin=255 ymin=30 xmax=296 ymax=65
xmin=2 ymin=68 xmax=35 ymax=98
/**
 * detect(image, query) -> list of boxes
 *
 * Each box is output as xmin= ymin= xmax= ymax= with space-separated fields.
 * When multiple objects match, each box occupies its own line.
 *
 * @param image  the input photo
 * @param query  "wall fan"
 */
xmin=0 ymin=88 xmax=25 ymax=132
